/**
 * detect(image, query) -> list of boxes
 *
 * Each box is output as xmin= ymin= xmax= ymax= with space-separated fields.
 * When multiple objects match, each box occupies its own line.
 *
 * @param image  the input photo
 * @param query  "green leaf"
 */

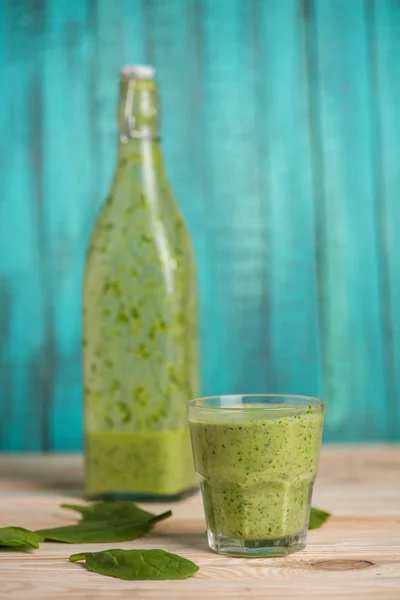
xmin=309 ymin=507 xmax=331 ymax=530
xmin=0 ymin=527 xmax=42 ymax=549
xmin=69 ymin=549 xmax=199 ymax=580
xmin=37 ymin=520 xmax=150 ymax=544
xmin=60 ymin=501 xmax=170 ymax=525
xmin=37 ymin=501 xmax=172 ymax=544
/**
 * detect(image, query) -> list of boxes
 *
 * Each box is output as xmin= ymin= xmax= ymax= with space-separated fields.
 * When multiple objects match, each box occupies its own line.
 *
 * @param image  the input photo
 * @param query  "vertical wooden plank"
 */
xmin=121 ymin=0 xmax=146 ymax=64
xmin=193 ymin=0 xmax=270 ymax=394
xmin=0 ymin=0 xmax=9 ymax=447
xmin=89 ymin=0 xmax=124 ymax=210
xmin=41 ymin=0 xmax=95 ymax=449
xmin=308 ymin=0 xmax=388 ymax=440
xmin=369 ymin=0 xmax=400 ymax=439
xmin=257 ymin=0 xmax=320 ymax=397
xmin=0 ymin=0 xmax=47 ymax=449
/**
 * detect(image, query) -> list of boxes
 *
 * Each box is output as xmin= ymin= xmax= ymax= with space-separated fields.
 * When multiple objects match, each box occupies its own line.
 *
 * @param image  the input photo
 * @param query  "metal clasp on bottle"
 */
xmin=120 ymin=78 xmax=158 ymax=142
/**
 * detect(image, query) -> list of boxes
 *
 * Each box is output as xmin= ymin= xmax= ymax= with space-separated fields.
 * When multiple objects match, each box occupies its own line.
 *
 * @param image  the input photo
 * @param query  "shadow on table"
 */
xmin=0 ymin=455 xmax=84 ymax=497
xmin=155 ymin=529 xmax=210 ymax=553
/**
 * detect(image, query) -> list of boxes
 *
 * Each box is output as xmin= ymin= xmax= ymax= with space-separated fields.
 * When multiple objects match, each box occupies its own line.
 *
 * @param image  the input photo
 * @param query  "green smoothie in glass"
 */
xmin=189 ymin=395 xmax=324 ymax=557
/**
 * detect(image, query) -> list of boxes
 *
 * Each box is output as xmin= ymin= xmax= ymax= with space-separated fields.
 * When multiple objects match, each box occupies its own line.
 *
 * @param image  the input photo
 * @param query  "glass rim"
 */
xmin=188 ymin=393 xmax=324 ymax=411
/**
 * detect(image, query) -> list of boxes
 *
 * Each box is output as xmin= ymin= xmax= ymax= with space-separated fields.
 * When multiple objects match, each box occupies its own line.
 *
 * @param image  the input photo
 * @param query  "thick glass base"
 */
xmin=207 ymin=530 xmax=306 ymax=557
xmin=86 ymin=486 xmax=198 ymax=503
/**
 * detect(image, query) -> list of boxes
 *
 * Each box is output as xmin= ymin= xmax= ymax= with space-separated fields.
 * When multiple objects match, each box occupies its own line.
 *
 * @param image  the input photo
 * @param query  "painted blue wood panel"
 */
xmin=0 ymin=0 xmax=48 ymax=450
xmin=370 ymin=0 xmax=400 ymax=440
xmin=0 ymin=0 xmax=399 ymax=449
xmin=42 ymin=0 xmax=94 ymax=449
xmin=199 ymin=0 xmax=272 ymax=395
xmin=309 ymin=0 xmax=389 ymax=441
xmin=257 ymin=0 xmax=320 ymax=398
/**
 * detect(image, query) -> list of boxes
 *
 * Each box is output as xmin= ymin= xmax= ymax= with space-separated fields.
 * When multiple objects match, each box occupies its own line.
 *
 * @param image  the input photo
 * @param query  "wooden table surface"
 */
xmin=0 ymin=446 xmax=399 ymax=599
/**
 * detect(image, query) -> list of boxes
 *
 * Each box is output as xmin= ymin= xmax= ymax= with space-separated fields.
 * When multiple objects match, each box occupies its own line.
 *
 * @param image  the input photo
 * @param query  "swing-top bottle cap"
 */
xmin=121 ymin=65 xmax=155 ymax=80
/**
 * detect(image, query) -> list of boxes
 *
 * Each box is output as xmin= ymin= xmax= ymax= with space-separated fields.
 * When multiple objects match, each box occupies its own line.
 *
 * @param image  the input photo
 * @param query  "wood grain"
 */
xmin=310 ymin=0 xmax=388 ymax=441
xmin=0 ymin=446 xmax=400 ymax=599
xmin=257 ymin=0 xmax=320 ymax=397
xmin=370 ymin=0 xmax=400 ymax=440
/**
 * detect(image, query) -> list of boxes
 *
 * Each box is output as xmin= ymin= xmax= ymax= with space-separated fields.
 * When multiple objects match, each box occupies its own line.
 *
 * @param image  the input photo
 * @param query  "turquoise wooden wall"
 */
xmin=0 ymin=0 xmax=399 ymax=449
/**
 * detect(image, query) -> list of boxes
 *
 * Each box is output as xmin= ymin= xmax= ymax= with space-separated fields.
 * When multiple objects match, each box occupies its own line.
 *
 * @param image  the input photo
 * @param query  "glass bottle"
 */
xmin=83 ymin=65 xmax=199 ymax=500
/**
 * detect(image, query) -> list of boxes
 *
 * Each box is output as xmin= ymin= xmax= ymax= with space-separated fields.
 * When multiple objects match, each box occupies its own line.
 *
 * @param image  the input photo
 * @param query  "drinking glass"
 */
xmin=188 ymin=395 xmax=324 ymax=557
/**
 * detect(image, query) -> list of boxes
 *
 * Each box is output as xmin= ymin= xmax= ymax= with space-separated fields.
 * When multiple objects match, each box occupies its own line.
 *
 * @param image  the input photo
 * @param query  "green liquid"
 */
xmin=85 ymin=430 xmax=196 ymax=497
xmin=83 ymin=77 xmax=199 ymax=499
xmin=189 ymin=410 xmax=323 ymax=539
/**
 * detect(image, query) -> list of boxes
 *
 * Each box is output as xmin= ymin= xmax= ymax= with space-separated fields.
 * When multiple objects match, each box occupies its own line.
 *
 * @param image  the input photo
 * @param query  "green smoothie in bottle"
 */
xmin=83 ymin=65 xmax=199 ymax=499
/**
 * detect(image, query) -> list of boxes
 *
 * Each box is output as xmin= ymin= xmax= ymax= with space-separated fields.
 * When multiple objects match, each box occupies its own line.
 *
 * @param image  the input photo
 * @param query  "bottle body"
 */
xmin=83 ymin=71 xmax=199 ymax=499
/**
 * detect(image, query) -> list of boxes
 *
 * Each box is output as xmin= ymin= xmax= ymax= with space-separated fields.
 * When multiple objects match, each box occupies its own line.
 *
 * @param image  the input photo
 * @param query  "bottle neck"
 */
xmin=113 ymin=76 xmax=177 ymax=218
xmin=117 ymin=76 xmax=160 ymax=142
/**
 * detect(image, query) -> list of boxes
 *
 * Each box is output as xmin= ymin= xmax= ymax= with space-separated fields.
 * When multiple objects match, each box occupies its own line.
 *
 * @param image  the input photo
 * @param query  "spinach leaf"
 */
xmin=37 ymin=501 xmax=172 ymax=543
xmin=309 ymin=507 xmax=331 ymax=530
xmin=0 ymin=527 xmax=42 ymax=549
xmin=37 ymin=520 xmax=150 ymax=544
xmin=61 ymin=502 xmax=170 ymax=525
xmin=69 ymin=549 xmax=199 ymax=580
